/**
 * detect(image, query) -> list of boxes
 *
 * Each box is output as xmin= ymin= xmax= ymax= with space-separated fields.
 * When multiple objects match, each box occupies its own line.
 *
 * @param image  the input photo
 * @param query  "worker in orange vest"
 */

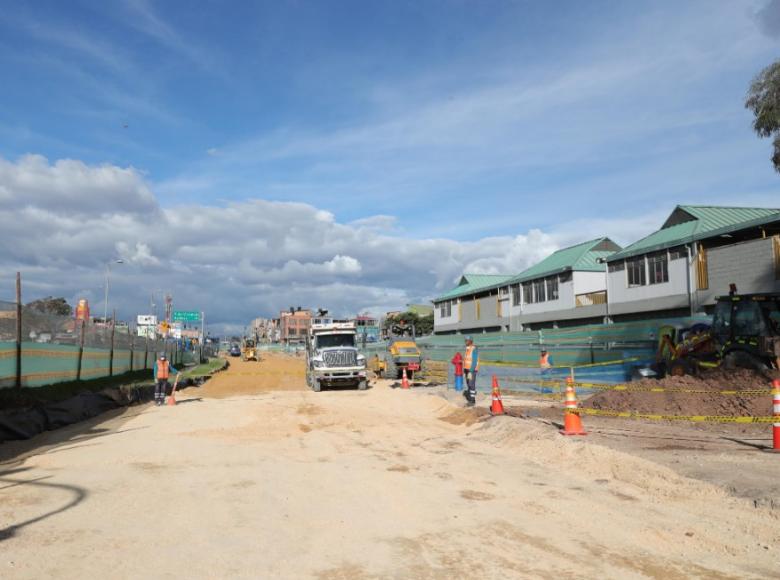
xmin=153 ymin=353 xmax=178 ymax=406
xmin=539 ymin=349 xmax=553 ymax=373
xmin=463 ymin=336 xmax=479 ymax=406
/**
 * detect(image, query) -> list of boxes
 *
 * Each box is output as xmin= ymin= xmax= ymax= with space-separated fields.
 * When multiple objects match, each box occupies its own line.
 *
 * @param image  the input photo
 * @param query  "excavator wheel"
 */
xmin=668 ymin=359 xmax=693 ymax=377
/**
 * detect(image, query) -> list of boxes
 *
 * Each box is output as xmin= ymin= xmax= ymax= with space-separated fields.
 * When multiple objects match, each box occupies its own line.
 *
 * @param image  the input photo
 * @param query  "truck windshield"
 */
xmin=398 ymin=347 xmax=419 ymax=355
xmin=316 ymin=334 xmax=355 ymax=348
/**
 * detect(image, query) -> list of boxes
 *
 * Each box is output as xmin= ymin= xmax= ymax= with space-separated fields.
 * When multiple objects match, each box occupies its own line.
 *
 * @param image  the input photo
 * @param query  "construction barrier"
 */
xmin=569 ymin=408 xmax=775 ymax=423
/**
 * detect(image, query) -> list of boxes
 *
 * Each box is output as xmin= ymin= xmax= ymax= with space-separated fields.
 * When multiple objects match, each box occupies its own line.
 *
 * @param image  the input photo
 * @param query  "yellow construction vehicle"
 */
xmin=369 ymin=337 xmax=424 ymax=379
xmin=242 ymin=338 xmax=259 ymax=362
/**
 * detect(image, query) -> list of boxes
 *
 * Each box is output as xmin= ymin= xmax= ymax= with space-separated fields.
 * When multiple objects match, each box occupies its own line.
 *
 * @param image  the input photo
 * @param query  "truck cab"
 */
xmin=306 ymin=321 xmax=368 ymax=392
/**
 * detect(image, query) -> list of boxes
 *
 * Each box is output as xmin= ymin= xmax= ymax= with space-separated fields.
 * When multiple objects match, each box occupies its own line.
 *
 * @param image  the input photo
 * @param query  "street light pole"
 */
xmin=103 ymin=259 xmax=124 ymax=324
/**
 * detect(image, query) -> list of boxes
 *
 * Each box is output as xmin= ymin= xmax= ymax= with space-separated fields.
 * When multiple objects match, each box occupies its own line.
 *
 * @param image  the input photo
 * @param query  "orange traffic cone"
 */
xmin=490 ymin=375 xmax=505 ymax=416
xmin=560 ymin=377 xmax=586 ymax=436
xmin=401 ymin=368 xmax=410 ymax=389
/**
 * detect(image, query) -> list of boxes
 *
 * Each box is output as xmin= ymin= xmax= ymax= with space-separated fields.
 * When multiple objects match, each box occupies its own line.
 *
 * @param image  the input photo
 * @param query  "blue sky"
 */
xmin=1 ymin=1 xmax=779 ymax=328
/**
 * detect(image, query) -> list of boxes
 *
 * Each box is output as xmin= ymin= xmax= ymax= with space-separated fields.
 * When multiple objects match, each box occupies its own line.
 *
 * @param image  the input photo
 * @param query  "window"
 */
xmin=608 ymin=261 xmax=625 ymax=273
xmin=558 ymin=272 xmax=572 ymax=283
xmin=647 ymin=252 xmax=669 ymax=285
xmin=533 ymin=279 xmax=546 ymax=302
xmin=439 ymin=300 xmax=452 ymax=318
xmin=733 ymin=301 xmax=767 ymax=336
xmin=546 ymin=276 xmax=559 ymax=301
xmin=627 ymin=257 xmax=646 ymax=287
xmin=522 ymin=282 xmax=533 ymax=304
xmin=511 ymin=283 xmax=521 ymax=306
xmin=499 ymin=286 xmax=509 ymax=296
xmin=669 ymin=245 xmax=686 ymax=260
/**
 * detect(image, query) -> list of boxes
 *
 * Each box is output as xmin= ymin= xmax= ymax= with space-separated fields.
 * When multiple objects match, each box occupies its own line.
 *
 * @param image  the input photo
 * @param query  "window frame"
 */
xmin=532 ymin=278 xmax=546 ymax=302
xmin=626 ymin=257 xmax=647 ymax=287
xmin=546 ymin=276 xmax=559 ymax=301
xmin=511 ymin=283 xmax=521 ymax=306
xmin=647 ymin=251 xmax=669 ymax=285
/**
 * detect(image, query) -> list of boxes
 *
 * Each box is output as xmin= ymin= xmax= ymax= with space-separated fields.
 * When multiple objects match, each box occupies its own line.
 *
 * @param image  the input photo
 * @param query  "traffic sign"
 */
xmin=172 ymin=310 xmax=201 ymax=322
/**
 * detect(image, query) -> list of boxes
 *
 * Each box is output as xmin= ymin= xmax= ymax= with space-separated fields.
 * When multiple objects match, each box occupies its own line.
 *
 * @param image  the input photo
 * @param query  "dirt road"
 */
xmin=1 ymin=353 xmax=778 ymax=579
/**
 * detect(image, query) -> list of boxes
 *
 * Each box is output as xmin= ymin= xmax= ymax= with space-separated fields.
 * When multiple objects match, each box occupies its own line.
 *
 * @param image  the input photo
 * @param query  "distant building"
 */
xmin=432 ymin=204 xmax=780 ymax=334
xmin=606 ymin=205 xmax=780 ymax=321
xmin=433 ymin=274 xmax=515 ymax=335
xmin=505 ymin=237 xmax=621 ymax=330
xmin=280 ymin=308 xmax=312 ymax=344
xmin=353 ymin=315 xmax=380 ymax=344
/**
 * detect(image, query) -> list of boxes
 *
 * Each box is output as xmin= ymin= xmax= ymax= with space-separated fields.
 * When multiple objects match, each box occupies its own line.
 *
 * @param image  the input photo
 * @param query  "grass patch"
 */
xmin=0 ymin=369 xmax=153 ymax=410
xmin=182 ymin=357 xmax=227 ymax=378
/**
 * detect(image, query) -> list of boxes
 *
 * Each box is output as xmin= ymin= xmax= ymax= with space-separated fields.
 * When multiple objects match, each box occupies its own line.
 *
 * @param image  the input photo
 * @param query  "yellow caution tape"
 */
xmin=567 ymin=407 xmax=775 ymax=423
xmin=572 ymin=357 xmax=641 ymax=369
xmin=480 ymin=356 xmax=639 ymax=369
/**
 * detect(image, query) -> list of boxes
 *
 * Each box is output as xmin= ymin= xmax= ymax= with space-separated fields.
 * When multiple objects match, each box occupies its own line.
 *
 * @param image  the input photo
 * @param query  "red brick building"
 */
xmin=280 ymin=308 xmax=311 ymax=344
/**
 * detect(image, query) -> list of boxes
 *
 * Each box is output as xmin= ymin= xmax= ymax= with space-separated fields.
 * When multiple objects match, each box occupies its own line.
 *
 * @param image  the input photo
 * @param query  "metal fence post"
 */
xmin=109 ymin=309 xmax=116 ymax=377
xmin=15 ymin=272 xmax=22 ymax=389
xmin=144 ymin=334 xmax=149 ymax=370
xmin=76 ymin=319 xmax=86 ymax=381
xmin=129 ymin=333 xmax=134 ymax=372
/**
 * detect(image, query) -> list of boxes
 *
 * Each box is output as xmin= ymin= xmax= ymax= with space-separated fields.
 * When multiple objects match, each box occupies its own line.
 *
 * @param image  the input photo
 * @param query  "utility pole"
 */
xmin=15 ymin=272 xmax=22 ymax=389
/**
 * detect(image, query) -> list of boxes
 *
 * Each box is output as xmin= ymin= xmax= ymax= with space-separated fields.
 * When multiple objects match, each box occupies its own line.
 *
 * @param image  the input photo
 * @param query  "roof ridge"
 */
xmin=549 ymin=237 xmax=607 ymax=254
xmin=679 ymin=204 xmax=780 ymax=211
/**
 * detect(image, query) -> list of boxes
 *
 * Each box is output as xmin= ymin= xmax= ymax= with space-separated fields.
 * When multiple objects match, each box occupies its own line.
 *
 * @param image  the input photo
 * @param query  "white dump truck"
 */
xmin=305 ymin=319 xmax=368 ymax=392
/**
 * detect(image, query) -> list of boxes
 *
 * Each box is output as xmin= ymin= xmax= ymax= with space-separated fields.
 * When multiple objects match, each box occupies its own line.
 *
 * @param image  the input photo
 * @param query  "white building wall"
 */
xmin=521 ymin=280 xmax=575 ymax=315
xmin=608 ymin=255 xmax=689 ymax=305
xmin=573 ymin=271 xmax=607 ymax=295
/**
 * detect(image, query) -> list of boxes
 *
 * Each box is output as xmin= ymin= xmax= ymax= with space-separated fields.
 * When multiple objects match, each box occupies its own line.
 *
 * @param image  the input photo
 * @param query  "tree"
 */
xmin=746 ymin=60 xmax=780 ymax=172
xmin=384 ymin=311 xmax=434 ymax=337
xmin=26 ymin=296 xmax=73 ymax=317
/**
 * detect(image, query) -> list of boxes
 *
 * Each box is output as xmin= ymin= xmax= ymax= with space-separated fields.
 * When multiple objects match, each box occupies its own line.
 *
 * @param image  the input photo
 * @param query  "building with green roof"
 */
xmin=433 ymin=238 xmax=621 ymax=334
xmin=605 ymin=205 xmax=780 ymax=320
xmin=432 ymin=204 xmax=780 ymax=334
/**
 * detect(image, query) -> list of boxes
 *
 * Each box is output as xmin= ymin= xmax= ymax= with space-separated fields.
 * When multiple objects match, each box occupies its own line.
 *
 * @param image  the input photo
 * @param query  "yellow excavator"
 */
xmin=369 ymin=337 xmax=424 ymax=379
xmin=242 ymin=338 xmax=259 ymax=362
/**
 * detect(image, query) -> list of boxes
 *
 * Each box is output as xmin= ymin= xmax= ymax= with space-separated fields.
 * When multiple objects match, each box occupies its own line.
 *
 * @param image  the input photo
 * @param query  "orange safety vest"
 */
xmin=464 ymin=345 xmax=479 ymax=372
xmin=539 ymin=353 xmax=551 ymax=369
xmin=157 ymin=359 xmax=170 ymax=380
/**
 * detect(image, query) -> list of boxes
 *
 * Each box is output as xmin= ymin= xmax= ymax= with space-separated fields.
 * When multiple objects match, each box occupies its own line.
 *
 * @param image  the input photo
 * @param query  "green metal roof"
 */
xmin=433 ymin=274 xmax=515 ymax=303
xmin=608 ymin=205 xmax=780 ymax=261
xmin=510 ymin=238 xmax=621 ymax=283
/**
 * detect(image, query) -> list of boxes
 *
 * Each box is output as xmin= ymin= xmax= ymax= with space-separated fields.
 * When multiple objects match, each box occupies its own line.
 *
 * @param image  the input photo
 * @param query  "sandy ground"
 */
xmin=0 ymin=353 xmax=779 ymax=579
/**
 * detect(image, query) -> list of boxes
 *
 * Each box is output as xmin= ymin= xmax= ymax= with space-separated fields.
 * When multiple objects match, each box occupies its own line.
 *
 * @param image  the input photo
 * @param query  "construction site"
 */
xmin=1 ymin=345 xmax=779 ymax=578
xmin=4 ymin=2 xmax=780 ymax=578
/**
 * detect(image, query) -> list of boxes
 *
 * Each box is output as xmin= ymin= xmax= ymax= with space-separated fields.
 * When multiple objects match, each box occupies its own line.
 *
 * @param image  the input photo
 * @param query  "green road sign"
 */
xmin=172 ymin=310 xmax=201 ymax=322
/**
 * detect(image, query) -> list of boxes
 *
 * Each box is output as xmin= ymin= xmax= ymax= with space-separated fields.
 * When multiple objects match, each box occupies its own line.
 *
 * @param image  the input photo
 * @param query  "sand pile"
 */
xmin=585 ymin=368 xmax=774 ymax=417
xmin=472 ymin=416 xmax=726 ymax=501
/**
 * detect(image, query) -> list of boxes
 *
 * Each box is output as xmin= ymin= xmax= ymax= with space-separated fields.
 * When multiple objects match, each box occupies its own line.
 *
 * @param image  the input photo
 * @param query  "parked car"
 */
xmin=229 ymin=344 xmax=242 ymax=357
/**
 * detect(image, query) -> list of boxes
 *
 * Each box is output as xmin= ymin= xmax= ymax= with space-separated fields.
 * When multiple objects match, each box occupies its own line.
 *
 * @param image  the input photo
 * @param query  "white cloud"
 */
xmin=0 ymin=154 xmax=644 ymax=332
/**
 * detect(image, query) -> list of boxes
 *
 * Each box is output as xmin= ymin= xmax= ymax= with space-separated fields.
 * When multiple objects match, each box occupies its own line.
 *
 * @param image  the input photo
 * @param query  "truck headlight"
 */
xmin=357 ymin=354 xmax=366 ymax=367
xmin=312 ymin=359 xmax=324 ymax=368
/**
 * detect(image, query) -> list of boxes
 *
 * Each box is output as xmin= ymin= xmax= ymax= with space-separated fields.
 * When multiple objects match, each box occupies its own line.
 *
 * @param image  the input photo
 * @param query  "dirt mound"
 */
xmin=473 ymin=417 xmax=725 ymax=501
xmin=439 ymin=407 xmax=491 ymax=426
xmin=585 ymin=368 xmax=774 ymax=417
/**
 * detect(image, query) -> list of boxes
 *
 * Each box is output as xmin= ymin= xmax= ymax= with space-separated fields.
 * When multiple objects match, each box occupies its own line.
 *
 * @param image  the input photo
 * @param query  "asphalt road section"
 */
xmin=0 ymin=353 xmax=778 ymax=579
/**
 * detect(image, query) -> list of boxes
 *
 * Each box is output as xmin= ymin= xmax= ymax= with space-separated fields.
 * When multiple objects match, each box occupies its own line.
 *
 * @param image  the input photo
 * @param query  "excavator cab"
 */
xmin=712 ymin=293 xmax=780 ymax=372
